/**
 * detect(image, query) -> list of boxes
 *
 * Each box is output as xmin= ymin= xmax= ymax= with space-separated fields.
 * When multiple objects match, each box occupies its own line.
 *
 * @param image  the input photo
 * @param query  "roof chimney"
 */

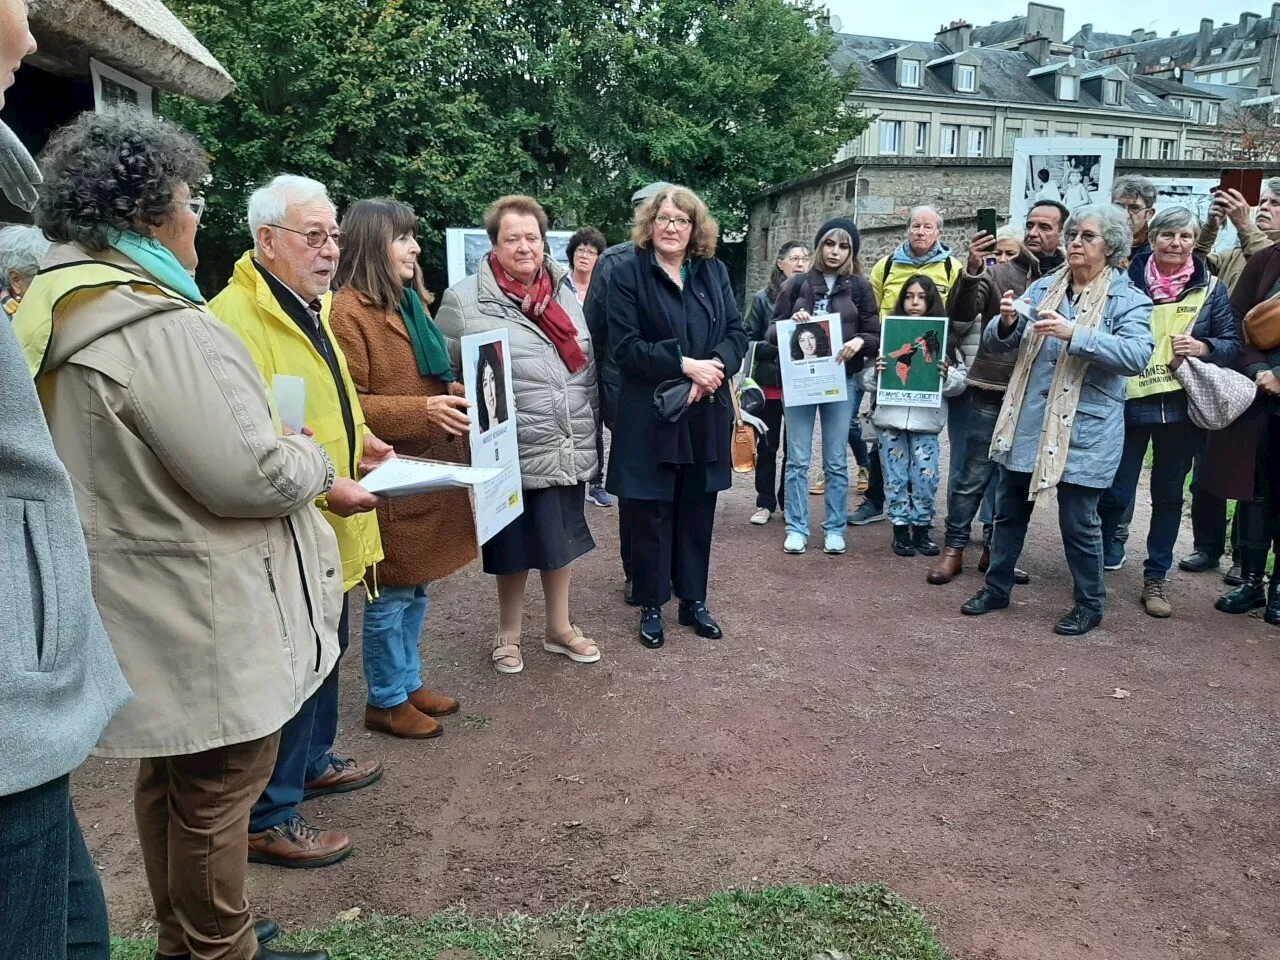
xmin=1081 ymin=23 xmax=1093 ymax=39
xmin=1146 ymin=30 xmax=1157 ymax=41
xmin=1241 ymin=12 xmax=1261 ymax=32
xmin=1019 ymin=33 xmax=1053 ymax=66
xmin=935 ymin=19 xmax=973 ymax=54
xmin=1197 ymin=18 xmax=1215 ymax=59
xmin=1131 ymin=28 xmax=1146 ymax=42
xmin=1273 ymin=2 xmax=1280 ymax=26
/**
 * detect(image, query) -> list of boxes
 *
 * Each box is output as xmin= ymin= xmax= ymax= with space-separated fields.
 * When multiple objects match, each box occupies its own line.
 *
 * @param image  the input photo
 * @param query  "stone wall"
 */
xmin=744 ymin=157 xmax=1246 ymax=298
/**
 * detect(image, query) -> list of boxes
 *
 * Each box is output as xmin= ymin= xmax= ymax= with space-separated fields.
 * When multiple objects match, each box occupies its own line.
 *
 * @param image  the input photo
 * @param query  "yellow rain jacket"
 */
xmin=210 ymin=251 xmax=382 ymax=591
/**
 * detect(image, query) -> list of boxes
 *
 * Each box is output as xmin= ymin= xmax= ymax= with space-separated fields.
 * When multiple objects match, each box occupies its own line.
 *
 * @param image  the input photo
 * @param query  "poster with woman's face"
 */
xmin=775 ymin=314 xmax=847 ymax=408
xmin=461 ymin=329 xmax=523 ymax=544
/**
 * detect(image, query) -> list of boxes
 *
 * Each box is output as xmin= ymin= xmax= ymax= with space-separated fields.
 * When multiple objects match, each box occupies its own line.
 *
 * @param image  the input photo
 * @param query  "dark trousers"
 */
xmin=987 ymin=469 xmax=1106 ymax=615
xmin=1189 ymin=449 xmax=1233 ymax=559
xmin=630 ymin=467 xmax=717 ymax=608
xmin=592 ymin=421 xmax=606 ymax=485
xmin=0 ymin=775 xmax=109 ymax=960
xmin=863 ymin=445 xmax=885 ymax=508
xmin=1098 ymin=419 xmax=1203 ymax=580
xmin=618 ymin=496 xmax=634 ymax=580
xmin=754 ymin=398 xmax=786 ymax=512
xmin=249 ymin=594 xmax=349 ymax=832
xmin=137 ymin=735 xmax=279 ymax=960
xmin=944 ymin=388 xmax=1002 ymax=549
xmin=847 ymin=387 xmax=869 ymax=467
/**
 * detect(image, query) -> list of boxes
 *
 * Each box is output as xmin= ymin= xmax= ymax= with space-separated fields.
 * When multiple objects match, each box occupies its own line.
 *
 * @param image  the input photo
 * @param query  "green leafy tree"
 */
xmin=165 ymin=0 xmax=864 ymax=293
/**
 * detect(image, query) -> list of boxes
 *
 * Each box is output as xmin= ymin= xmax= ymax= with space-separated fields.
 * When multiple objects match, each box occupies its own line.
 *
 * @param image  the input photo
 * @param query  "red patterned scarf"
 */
xmin=488 ymin=252 xmax=587 ymax=373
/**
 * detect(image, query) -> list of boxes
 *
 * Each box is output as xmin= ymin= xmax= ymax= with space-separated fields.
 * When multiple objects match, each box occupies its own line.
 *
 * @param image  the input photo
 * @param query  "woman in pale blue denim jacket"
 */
xmin=960 ymin=204 xmax=1154 ymax=638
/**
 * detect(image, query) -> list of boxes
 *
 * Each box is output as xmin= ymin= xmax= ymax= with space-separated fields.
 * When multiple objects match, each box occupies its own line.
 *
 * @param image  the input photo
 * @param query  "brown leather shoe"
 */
xmin=365 ymin=702 xmax=441 ymax=739
xmin=303 ymin=755 xmax=383 ymax=800
xmin=407 ymin=687 xmax=460 ymax=717
xmin=927 ymin=547 xmax=964 ymax=585
xmin=978 ymin=545 xmax=990 ymax=573
xmin=248 ymin=815 xmax=351 ymax=869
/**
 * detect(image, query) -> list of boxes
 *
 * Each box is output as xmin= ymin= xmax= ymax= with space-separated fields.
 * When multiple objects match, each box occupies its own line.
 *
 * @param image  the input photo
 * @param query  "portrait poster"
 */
xmin=878 ymin=316 xmax=949 ymax=408
xmin=461 ymin=329 xmax=523 ymax=544
xmin=446 ymin=229 xmax=575 ymax=286
xmin=1010 ymin=138 xmax=1116 ymax=228
xmin=1150 ymin=177 xmax=1241 ymax=255
xmin=776 ymin=313 xmax=847 ymax=407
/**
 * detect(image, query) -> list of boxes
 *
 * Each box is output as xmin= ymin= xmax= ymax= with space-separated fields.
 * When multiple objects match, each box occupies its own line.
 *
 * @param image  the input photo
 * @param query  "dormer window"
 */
xmin=1187 ymin=100 xmax=1202 ymax=123
xmin=899 ymin=59 xmax=921 ymax=87
xmin=1210 ymin=47 xmax=1224 ymax=56
xmin=955 ymin=64 xmax=976 ymax=92
xmin=1159 ymin=56 xmax=1171 ymax=65
xmin=1207 ymin=101 xmax=1220 ymax=124
xmin=1104 ymin=79 xmax=1122 ymax=104
xmin=1057 ymin=75 xmax=1079 ymax=100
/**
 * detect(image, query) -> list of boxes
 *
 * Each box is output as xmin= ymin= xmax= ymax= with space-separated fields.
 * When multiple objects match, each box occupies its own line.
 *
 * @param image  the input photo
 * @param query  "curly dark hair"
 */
xmin=35 ymin=112 xmax=209 ymax=252
xmin=789 ymin=321 xmax=832 ymax=361
xmin=566 ymin=226 xmax=607 ymax=264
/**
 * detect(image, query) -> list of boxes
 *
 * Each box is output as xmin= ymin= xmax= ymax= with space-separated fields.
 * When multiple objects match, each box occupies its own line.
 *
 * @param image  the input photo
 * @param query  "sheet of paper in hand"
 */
xmin=878 ymin=316 xmax=948 ymax=408
xmin=777 ymin=313 xmax=847 ymax=407
xmin=462 ymin=328 xmax=524 ymax=544
xmin=359 ymin=459 xmax=502 ymax=497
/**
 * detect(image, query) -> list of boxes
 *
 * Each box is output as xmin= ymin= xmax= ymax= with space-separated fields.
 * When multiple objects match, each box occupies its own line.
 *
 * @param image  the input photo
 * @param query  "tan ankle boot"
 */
xmin=407 ymin=687 xmax=460 ymax=717
xmin=927 ymin=547 xmax=964 ymax=585
xmin=364 ymin=702 xmax=441 ymax=739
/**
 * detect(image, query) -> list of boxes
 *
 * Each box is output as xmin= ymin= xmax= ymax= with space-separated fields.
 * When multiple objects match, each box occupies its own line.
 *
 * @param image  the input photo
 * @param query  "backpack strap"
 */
xmin=880 ymin=257 xmax=892 ymax=288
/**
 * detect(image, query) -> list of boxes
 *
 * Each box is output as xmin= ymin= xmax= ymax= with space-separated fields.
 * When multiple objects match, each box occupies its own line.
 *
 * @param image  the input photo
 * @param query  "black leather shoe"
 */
xmin=678 ymin=601 xmax=723 ymax=639
xmin=912 ymin=526 xmax=940 ymax=557
xmin=1216 ymin=580 xmax=1266 ymax=614
xmin=1053 ymin=605 xmax=1103 ymax=636
xmin=1179 ymin=550 xmax=1222 ymax=573
xmin=624 ymin=579 xmax=638 ymax=606
xmin=256 ymin=920 xmax=280 ymax=946
xmin=639 ymin=607 xmax=664 ymax=648
xmin=961 ymin=587 xmax=1009 ymax=616
xmin=257 ymin=947 xmax=328 ymax=960
xmin=1222 ymin=563 xmax=1243 ymax=586
xmin=891 ymin=525 xmax=916 ymax=557
xmin=1266 ymin=581 xmax=1280 ymax=626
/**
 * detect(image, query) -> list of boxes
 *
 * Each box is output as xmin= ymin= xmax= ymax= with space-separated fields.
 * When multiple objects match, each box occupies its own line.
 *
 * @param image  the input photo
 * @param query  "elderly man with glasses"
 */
xmin=211 ymin=175 xmax=390 ymax=869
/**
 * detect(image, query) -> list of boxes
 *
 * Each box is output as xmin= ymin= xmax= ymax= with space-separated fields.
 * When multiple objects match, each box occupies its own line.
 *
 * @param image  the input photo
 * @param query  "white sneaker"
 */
xmin=823 ymin=533 xmax=846 ymax=555
xmin=783 ymin=533 xmax=807 ymax=554
xmin=750 ymin=508 xmax=771 ymax=525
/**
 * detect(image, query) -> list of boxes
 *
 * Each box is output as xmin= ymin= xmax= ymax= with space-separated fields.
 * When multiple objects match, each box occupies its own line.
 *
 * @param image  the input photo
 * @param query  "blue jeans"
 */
xmin=877 ymin=428 xmax=941 ymax=526
xmin=362 ymin=584 xmax=429 ymax=709
xmin=943 ymin=388 xmax=1001 ymax=548
xmin=847 ymin=387 xmax=869 ymax=467
xmin=784 ymin=393 xmax=855 ymax=537
xmin=1098 ymin=419 xmax=1203 ymax=580
xmin=0 ymin=775 xmax=109 ymax=960
xmin=249 ymin=593 xmax=349 ymax=832
xmin=987 ymin=469 xmax=1105 ymax=615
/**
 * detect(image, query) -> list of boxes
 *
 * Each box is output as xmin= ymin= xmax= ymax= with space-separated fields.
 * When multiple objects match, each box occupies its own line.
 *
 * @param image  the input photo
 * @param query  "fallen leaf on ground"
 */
xmin=336 ymin=907 xmax=361 ymax=922
xmin=1111 ymin=688 xmax=1131 ymax=699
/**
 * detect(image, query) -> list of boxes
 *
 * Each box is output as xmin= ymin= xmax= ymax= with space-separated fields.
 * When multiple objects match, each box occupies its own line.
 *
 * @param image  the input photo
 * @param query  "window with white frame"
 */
xmin=940 ymin=124 xmax=960 ymax=156
xmin=1207 ymin=102 xmax=1220 ymax=124
xmin=1058 ymin=75 xmax=1079 ymax=101
xmin=1211 ymin=47 xmax=1224 ymax=56
xmin=900 ymin=59 xmax=921 ymax=87
xmin=1170 ymin=97 xmax=1183 ymax=111
xmin=879 ymin=119 xmax=902 ymax=155
xmin=915 ymin=122 xmax=929 ymax=153
xmin=1158 ymin=139 xmax=1175 ymax=160
xmin=1227 ymin=68 xmax=1242 ymax=83
xmin=967 ymin=128 xmax=986 ymax=157
xmin=1184 ymin=147 xmax=1195 ymax=160
xmin=1188 ymin=100 xmax=1202 ymax=123
xmin=1111 ymin=136 xmax=1129 ymax=159
xmin=1139 ymin=137 xmax=1152 ymax=159
xmin=955 ymin=64 xmax=976 ymax=92
xmin=1160 ymin=56 xmax=1171 ymax=65
xmin=1104 ymin=79 xmax=1122 ymax=105
xmin=1002 ymin=126 xmax=1021 ymax=156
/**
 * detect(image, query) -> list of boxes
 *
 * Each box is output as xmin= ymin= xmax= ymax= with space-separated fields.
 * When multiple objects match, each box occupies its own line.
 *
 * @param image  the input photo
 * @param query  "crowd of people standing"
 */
xmin=1 ymin=0 xmax=1278 ymax=956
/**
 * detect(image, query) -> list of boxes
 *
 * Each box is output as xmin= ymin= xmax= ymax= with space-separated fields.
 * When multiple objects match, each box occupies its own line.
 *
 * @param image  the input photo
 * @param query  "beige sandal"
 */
xmin=491 ymin=635 xmax=523 ymax=674
xmin=543 ymin=625 xmax=601 ymax=664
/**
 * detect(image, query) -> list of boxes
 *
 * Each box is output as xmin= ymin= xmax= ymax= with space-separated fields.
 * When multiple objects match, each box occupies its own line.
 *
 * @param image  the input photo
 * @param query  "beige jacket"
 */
xmin=435 ymin=256 xmax=598 ymax=488
xmin=29 ymin=244 xmax=343 ymax=758
xmin=1197 ymin=220 xmax=1279 ymax=293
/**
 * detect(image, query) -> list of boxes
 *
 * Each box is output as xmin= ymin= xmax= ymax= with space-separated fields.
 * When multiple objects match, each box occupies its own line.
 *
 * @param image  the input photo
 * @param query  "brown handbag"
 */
xmin=730 ymin=386 xmax=756 ymax=473
xmin=1244 ymin=279 xmax=1280 ymax=350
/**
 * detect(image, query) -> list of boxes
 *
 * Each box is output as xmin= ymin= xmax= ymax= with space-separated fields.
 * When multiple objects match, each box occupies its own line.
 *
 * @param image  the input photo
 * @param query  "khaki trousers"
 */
xmin=135 ymin=733 xmax=280 ymax=960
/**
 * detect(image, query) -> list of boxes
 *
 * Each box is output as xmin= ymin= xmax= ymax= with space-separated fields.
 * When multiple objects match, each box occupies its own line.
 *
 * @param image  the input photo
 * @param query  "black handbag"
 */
xmin=653 ymin=378 xmax=693 ymax=422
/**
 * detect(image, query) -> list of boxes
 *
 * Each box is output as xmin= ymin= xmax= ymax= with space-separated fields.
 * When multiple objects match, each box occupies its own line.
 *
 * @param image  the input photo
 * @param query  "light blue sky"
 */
xmin=824 ymin=2 xmax=1268 ymax=44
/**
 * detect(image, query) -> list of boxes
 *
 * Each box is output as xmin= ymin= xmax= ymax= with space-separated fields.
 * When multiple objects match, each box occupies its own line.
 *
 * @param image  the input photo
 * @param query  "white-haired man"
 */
xmin=211 ymin=175 xmax=387 ymax=868
xmin=868 ymin=205 xmax=964 ymax=318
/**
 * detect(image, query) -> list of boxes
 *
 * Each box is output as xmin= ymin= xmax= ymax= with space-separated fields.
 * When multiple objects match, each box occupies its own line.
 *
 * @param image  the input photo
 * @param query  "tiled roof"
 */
xmin=1095 ymin=19 xmax=1272 ymax=72
xmin=971 ymin=16 xmax=1028 ymax=47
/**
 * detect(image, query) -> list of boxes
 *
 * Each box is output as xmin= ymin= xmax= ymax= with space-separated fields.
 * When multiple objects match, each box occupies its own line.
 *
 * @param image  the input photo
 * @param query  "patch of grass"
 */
xmin=111 ymin=884 xmax=947 ymax=960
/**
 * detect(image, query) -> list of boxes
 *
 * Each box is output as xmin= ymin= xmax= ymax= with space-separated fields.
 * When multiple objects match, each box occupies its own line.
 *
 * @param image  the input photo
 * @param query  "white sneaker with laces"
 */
xmin=823 ymin=533 xmax=846 ymax=555
xmin=783 ymin=533 xmax=807 ymax=554
xmin=750 ymin=508 xmax=771 ymax=525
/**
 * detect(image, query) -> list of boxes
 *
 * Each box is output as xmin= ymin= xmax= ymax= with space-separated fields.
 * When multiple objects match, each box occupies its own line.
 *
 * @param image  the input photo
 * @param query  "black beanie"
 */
xmin=813 ymin=217 xmax=861 ymax=258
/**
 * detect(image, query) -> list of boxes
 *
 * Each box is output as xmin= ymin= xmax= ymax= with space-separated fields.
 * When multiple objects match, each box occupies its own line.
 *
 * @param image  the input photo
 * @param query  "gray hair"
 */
xmin=248 ymin=174 xmax=334 ymax=251
xmin=1111 ymin=174 xmax=1156 ymax=209
xmin=0 ymin=225 xmax=50 ymax=286
xmin=1263 ymin=177 xmax=1280 ymax=200
xmin=1149 ymin=206 xmax=1201 ymax=243
xmin=1064 ymin=204 xmax=1132 ymax=269
xmin=995 ymin=223 xmax=1024 ymax=244
xmin=909 ymin=205 xmax=943 ymax=230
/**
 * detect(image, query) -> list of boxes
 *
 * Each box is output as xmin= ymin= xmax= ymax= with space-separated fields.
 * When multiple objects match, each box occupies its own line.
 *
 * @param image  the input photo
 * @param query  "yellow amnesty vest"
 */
xmin=1127 ymin=284 xmax=1210 ymax=400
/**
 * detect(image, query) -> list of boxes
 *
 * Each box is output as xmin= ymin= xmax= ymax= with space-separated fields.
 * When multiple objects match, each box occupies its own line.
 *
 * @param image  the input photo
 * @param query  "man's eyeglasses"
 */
xmin=655 ymin=214 xmax=692 ymax=231
xmin=268 ymin=224 xmax=342 ymax=248
xmin=187 ymin=196 xmax=206 ymax=223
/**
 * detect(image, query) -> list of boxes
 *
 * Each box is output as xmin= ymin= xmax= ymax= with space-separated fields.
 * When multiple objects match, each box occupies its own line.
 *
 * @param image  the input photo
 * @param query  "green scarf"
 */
xmin=107 ymin=229 xmax=204 ymax=304
xmin=399 ymin=287 xmax=453 ymax=381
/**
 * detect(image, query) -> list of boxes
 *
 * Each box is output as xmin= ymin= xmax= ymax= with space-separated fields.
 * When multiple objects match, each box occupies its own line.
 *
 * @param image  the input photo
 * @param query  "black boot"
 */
xmin=1215 ymin=548 xmax=1267 ymax=614
xmin=1266 ymin=576 xmax=1280 ymax=626
xmin=678 ymin=600 xmax=723 ymax=639
xmin=639 ymin=607 xmax=664 ymax=648
xmin=978 ymin=524 xmax=993 ymax=572
xmin=913 ymin=525 xmax=939 ymax=557
xmin=892 ymin=525 xmax=916 ymax=557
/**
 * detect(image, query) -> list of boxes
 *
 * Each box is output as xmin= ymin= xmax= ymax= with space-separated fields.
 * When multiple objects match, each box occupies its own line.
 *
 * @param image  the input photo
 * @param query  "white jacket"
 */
xmin=861 ymin=359 xmax=968 ymax=434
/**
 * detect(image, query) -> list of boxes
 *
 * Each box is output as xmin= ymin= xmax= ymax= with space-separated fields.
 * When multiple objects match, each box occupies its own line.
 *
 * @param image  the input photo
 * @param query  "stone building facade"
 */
xmin=744 ymin=156 xmax=1244 ymax=296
